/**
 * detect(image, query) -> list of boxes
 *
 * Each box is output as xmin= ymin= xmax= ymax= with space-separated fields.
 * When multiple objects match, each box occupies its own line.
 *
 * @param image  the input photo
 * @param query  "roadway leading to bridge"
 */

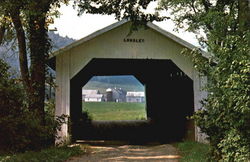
xmin=66 ymin=141 xmax=180 ymax=162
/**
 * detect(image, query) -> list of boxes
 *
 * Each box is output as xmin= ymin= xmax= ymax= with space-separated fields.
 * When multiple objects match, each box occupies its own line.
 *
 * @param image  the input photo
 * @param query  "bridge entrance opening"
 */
xmin=70 ymin=58 xmax=194 ymax=142
xmin=81 ymin=75 xmax=147 ymax=121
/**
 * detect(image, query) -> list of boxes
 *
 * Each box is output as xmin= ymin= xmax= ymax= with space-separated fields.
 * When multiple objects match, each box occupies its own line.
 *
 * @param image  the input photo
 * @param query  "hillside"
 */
xmin=83 ymin=75 xmax=144 ymax=93
xmin=0 ymin=32 xmax=75 ymax=72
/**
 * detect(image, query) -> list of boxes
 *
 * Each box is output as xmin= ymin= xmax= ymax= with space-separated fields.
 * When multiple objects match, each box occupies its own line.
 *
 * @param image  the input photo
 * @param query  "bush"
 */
xmin=0 ymin=59 xmax=66 ymax=153
xmin=190 ymin=33 xmax=250 ymax=161
xmin=218 ymin=129 xmax=250 ymax=161
xmin=0 ymin=145 xmax=86 ymax=162
xmin=0 ymin=59 xmax=27 ymax=152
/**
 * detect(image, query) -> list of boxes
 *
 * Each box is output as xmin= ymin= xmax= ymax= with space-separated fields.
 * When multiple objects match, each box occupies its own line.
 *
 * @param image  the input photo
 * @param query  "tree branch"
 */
xmin=189 ymin=0 xmax=198 ymax=14
xmin=0 ymin=16 xmax=8 ymax=45
xmin=0 ymin=25 xmax=5 ymax=45
xmin=200 ymin=0 xmax=213 ymax=31
xmin=201 ymin=0 xmax=210 ymax=12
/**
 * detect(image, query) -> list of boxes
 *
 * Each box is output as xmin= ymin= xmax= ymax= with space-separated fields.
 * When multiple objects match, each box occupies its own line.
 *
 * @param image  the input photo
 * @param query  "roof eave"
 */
xmin=147 ymin=22 xmax=211 ymax=59
xmin=49 ymin=19 xmax=129 ymax=59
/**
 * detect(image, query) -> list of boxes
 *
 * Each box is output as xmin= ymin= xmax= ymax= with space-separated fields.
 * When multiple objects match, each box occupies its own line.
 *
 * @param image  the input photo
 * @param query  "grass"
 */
xmin=83 ymin=102 xmax=147 ymax=120
xmin=175 ymin=141 xmax=210 ymax=162
xmin=0 ymin=145 xmax=88 ymax=162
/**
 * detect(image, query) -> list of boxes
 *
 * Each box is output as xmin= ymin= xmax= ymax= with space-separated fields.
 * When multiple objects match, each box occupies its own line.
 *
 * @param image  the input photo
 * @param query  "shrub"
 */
xmin=0 ymin=145 xmax=86 ymax=162
xmin=218 ymin=129 xmax=250 ymax=161
xmin=190 ymin=33 xmax=250 ymax=161
xmin=0 ymin=59 xmax=66 ymax=153
xmin=0 ymin=59 xmax=27 ymax=152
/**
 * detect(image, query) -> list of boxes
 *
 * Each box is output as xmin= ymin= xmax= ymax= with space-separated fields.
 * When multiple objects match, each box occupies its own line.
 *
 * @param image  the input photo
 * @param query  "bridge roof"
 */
xmin=48 ymin=19 xmax=210 ymax=69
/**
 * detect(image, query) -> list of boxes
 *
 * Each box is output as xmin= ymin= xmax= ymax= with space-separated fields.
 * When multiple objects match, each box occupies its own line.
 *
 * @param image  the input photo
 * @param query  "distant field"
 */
xmin=82 ymin=102 xmax=147 ymax=121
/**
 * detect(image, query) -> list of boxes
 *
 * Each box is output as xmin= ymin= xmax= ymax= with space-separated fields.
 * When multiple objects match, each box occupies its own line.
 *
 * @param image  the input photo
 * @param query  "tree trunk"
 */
xmin=239 ymin=0 xmax=250 ymax=32
xmin=28 ymin=14 xmax=48 ymax=121
xmin=10 ymin=10 xmax=32 ymax=96
xmin=25 ymin=0 xmax=51 ymax=122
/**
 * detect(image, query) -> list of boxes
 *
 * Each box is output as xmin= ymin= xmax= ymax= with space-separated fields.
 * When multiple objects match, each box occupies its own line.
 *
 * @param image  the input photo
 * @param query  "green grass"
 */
xmin=175 ymin=141 xmax=210 ymax=162
xmin=0 ymin=145 xmax=88 ymax=162
xmin=83 ymin=102 xmax=147 ymax=120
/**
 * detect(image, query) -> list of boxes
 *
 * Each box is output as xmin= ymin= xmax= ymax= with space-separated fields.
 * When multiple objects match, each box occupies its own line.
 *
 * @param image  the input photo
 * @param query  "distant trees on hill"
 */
xmin=90 ymin=75 xmax=142 ymax=85
xmin=0 ymin=32 xmax=75 ymax=71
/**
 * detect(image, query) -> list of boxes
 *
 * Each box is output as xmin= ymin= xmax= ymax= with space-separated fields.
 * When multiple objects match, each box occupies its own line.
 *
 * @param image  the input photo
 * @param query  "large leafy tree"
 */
xmin=0 ymin=0 xmax=68 ymax=121
xmin=159 ymin=0 xmax=250 ymax=161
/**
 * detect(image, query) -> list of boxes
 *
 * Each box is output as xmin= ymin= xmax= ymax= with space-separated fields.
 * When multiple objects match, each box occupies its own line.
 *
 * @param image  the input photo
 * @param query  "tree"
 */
xmin=159 ymin=0 xmax=250 ymax=161
xmin=74 ymin=0 xmax=164 ymax=28
xmin=0 ymin=1 xmax=71 ymax=150
xmin=0 ymin=0 xmax=68 ymax=121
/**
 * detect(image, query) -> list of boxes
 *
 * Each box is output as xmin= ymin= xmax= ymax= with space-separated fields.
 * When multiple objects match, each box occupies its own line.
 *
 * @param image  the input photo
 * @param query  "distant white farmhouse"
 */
xmin=82 ymin=89 xmax=104 ymax=102
xmin=126 ymin=91 xmax=145 ymax=103
xmin=84 ymin=94 xmax=104 ymax=102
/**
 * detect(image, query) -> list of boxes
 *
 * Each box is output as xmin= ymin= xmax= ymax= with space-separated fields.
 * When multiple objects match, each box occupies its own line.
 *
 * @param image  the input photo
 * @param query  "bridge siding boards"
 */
xmin=52 ymin=21 xmax=207 ymax=143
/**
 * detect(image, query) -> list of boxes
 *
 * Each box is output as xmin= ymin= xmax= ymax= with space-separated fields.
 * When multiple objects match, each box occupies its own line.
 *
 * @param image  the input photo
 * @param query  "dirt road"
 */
xmin=67 ymin=142 xmax=180 ymax=162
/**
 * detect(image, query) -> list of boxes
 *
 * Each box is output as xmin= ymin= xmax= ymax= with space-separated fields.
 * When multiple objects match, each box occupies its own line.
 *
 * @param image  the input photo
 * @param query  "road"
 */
xmin=67 ymin=142 xmax=180 ymax=162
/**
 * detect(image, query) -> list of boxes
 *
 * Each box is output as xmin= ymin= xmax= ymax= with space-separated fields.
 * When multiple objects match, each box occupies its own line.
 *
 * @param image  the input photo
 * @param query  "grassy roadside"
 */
xmin=0 ymin=145 xmax=89 ymax=162
xmin=175 ymin=141 xmax=210 ymax=162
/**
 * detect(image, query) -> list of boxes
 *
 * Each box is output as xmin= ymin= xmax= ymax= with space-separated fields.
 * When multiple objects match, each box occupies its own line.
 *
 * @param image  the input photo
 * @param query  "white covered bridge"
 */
xmin=48 ymin=20 xmax=208 ymax=143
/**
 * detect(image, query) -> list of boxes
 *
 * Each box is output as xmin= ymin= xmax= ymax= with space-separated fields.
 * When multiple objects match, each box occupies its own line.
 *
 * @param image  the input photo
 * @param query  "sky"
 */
xmin=49 ymin=3 xmax=199 ymax=46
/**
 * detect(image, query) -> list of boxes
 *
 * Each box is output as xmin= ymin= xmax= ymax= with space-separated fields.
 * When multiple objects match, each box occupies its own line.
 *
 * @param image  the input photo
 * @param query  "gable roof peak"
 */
xmin=49 ymin=19 xmax=210 ymax=60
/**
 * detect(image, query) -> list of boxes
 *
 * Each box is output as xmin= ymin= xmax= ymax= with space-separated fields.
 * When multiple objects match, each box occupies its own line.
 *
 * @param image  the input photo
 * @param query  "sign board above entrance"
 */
xmin=123 ymin=38 xmax=145 ymax=43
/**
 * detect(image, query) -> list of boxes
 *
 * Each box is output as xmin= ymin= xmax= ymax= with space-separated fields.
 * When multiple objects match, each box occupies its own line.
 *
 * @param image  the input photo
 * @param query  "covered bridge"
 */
xmin=49 ymin=20 xmax=208 ymax=143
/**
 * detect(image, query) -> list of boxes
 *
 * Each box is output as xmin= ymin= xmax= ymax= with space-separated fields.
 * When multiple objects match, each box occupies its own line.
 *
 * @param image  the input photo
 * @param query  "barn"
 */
xmin=48 ymin=20 xmax=209 ymax=143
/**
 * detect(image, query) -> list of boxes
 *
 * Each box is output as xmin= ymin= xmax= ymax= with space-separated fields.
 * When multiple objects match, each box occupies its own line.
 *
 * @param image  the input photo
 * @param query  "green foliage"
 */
xmin=160 ymin=0 xmax=250 ymax=161
xmin=0 ymin=145 xmax=86 ymax=162
xmin=0 ymin=59 xmax=27 ymax=152
xmin=0 ymin=0 xmax=70 ymax=128
xmin=83 ymin=102 xmax=147 ymax=121
xmin=218 ymin=129 xmax=250 ymax=161
xmin=176 ymin=141 xmax=210 ymax=162
xmin=159 ymin=0 xmax=246 ymax=47
xmin=80 ymin=109 xmax=93 ymax=124
xmin=0 ymin=59 xmax=66 ymax=153
xmin=74 ymin=0 xmax=165 ymax=31
xmin=1 ymin=0 xmax=71 ymax=153
xmin=75 ymin=0 xmax=158 ymax=20
xmin=191 ymin=33 xmax=250 ymax=161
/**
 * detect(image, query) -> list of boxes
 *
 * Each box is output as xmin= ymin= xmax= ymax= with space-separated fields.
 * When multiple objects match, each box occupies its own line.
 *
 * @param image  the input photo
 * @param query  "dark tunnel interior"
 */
xmin=70 ymin=58 xmax=194 ymax=143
